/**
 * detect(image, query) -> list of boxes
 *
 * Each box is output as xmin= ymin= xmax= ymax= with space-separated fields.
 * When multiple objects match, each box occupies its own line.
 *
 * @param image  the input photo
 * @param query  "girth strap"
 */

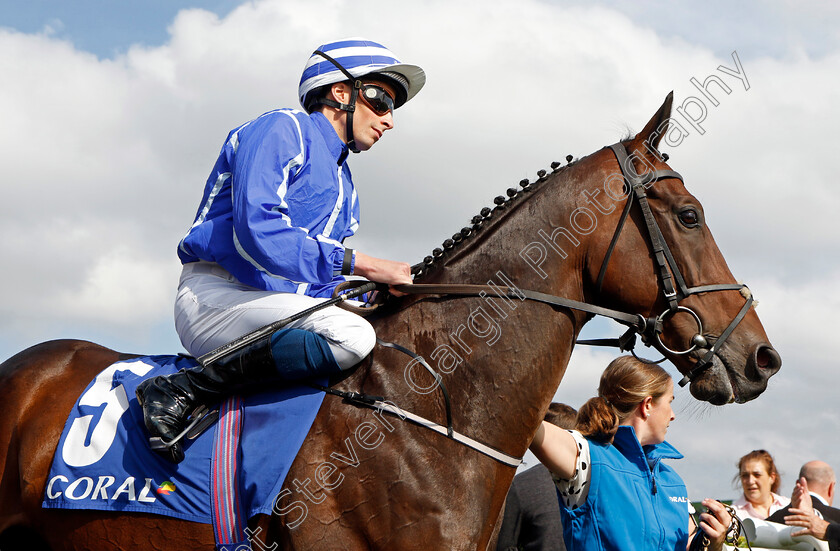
xmin=310 ymin=379 xmax=522 ymax=467
xmin=376 ymin=338 xmax=454 ymax=438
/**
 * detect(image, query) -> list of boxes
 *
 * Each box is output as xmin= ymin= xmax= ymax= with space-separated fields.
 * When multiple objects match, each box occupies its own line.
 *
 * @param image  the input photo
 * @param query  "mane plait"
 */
xmin=413 ymin=154 xmax=578 ymax=281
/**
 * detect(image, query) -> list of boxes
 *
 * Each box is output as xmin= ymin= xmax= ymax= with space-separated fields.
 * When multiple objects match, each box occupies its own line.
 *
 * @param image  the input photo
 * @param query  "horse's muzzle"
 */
xmin=685 ymin=341 xmax=781 ymax=405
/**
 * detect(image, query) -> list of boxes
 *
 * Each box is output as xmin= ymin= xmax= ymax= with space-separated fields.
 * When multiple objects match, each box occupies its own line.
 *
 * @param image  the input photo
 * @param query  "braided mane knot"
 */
xmin=413 ymin=155 xmax=577 ymax=279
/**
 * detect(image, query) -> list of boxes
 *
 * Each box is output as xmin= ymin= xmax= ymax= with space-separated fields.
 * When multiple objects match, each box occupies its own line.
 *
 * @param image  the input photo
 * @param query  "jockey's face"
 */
xmin=350 ymin=79 xmax=396 ymax=151
xmin=329 ymin=79 xmax=396 ymax=152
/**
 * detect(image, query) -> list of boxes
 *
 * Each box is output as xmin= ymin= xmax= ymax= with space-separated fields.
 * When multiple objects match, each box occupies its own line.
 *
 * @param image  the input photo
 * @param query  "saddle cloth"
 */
xmin=42 ymin=355 xmax=325 ymax=525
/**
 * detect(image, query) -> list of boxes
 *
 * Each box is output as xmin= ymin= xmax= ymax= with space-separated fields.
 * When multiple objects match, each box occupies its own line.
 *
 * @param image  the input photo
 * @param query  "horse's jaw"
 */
xmin=684 ymin=341 xmax=781 ymax=405
xmin=685 ymin=354 xmax=737 ymax=405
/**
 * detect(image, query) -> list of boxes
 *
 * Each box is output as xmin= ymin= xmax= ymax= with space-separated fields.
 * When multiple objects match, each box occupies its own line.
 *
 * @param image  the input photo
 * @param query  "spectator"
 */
xmin=781 ymin=477 xmax=840 ymax=550
xmin=497 ymin=403 xmax=578 ymax=551
xmin=529 ymin=356 xmax=733 ymax=550
xmin=768 ymin=461 xmax=840 ymax=525
xmin=732 ymin=450 xmax=790 ymax=520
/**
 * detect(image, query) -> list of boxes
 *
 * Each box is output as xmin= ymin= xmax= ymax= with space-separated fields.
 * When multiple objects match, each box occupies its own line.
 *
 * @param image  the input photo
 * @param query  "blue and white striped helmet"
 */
xmin=299 ymin=38 xmax=426 ymax=113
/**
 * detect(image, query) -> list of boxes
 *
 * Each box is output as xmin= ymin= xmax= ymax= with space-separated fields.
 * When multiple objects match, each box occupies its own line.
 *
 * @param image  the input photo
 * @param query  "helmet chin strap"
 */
xmin=312 ymin=50 xmax=363 ymax=154
xmin=344 ymin=82 xmax=361 ymax=153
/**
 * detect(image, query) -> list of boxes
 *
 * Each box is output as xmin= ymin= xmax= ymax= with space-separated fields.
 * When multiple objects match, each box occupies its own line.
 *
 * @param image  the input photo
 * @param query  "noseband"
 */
xmin=594 ymin=143 xmax=754 ymax=386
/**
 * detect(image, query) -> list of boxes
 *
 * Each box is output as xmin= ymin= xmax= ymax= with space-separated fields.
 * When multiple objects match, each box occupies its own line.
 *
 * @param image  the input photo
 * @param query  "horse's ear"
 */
xmin=633 ymin=91 xmax=674 ymax=153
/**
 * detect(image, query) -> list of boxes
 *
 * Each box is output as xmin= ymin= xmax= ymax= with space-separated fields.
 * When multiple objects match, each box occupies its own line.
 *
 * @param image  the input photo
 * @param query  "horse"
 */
xmin=0 ymin=93 xmax=781 ymax=550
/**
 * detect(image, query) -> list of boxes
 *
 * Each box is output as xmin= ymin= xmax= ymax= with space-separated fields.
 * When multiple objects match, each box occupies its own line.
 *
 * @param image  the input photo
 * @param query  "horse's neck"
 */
xmin=401 ymin=164 xmax=594 ymax=458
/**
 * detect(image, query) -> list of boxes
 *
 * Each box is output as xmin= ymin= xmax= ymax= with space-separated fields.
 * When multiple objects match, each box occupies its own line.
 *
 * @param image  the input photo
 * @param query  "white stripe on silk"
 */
xmin=316 ymin=234 xmax=343 ymax=248
xmin=321 ymin=165 xmax=345 ymax=239
xmin=349 ymin=187 xmax=359 ymax=234
xmin=232 ymin=109 xmax=311 ymax=281
xmin=231 ymin=229 xmax=307 ymax=284
xmin=178 ymin=171 xmax=231 ymax=256
xmin=272 ymin=110 xmax=306 ymax=226
xmin=303 ymin=45 xmax=398 ymax=70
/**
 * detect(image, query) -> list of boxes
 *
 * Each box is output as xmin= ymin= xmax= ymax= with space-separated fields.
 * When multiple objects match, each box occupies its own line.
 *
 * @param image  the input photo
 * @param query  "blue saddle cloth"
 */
xmin=42 ymin=355 xmax=325 ymax=525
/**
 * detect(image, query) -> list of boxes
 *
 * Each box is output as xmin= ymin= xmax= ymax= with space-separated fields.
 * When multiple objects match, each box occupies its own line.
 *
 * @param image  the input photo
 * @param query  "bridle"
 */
xmin=310 ymin=49 xmax=365 ymax=153
xmin=324 ymin=140 xmax=757 ymax=467
xmin=594 ymin=143 xmax=754 ymax=386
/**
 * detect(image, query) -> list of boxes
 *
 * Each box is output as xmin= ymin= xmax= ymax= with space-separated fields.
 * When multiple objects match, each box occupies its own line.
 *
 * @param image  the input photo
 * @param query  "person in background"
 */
xmin=529 ymin=356 xmax=733 ymax=551
xmin=732 ymin=449 xmax=790 ymax=520
xmin=768 ymin=460 xmax=840 ymax=525
xmin=762 ymin=461 xmax=840 ymax=550
xmin=496 ymin=403 xmax=578 ymax=551
xmin=781 ymin=476 xmax=840 ymax=550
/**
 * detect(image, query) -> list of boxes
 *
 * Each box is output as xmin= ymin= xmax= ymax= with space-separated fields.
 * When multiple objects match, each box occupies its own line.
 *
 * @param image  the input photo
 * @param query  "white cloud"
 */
xmin=0 ymin=0 xmax=838 ymax=503
xmin=53 ymin=246 xmax=177 ymax=326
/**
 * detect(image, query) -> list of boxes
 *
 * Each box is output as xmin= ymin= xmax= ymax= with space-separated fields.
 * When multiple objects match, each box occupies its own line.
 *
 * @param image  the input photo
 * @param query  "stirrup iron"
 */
xmin=148 ymin=405 xmax=218 ymax=451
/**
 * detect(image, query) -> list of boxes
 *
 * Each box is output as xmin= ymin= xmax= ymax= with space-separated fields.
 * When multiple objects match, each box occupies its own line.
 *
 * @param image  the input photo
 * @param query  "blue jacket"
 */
xmin=178 ymin=109 xmax=359 ymax=298
xmin=560 ymin=426 xmax=689 ymax=551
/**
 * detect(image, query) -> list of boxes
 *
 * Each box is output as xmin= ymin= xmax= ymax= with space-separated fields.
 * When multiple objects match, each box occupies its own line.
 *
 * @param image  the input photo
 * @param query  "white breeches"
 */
xmin=174 ymin=262 xmax=376 ymax=370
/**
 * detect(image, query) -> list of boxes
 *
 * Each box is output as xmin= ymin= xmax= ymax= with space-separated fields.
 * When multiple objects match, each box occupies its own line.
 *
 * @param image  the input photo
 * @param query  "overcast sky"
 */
xmin=1 ymin=0 xmax=839 ymax=503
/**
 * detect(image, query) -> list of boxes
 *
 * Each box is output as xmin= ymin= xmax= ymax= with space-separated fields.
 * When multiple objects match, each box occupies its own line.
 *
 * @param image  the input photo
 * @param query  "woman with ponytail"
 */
xmin=530 ymin=356 xmax=734 ymax=550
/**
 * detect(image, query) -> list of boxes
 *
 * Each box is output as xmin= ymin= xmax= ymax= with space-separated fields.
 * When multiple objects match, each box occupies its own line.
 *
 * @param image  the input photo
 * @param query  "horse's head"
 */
xmin=585 ymin=93 xmax=781 ymax=405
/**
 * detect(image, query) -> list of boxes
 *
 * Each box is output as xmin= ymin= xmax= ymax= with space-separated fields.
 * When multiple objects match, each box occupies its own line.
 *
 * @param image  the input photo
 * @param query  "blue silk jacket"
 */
xmin=178 ymin=109 xmax=358 ymax=298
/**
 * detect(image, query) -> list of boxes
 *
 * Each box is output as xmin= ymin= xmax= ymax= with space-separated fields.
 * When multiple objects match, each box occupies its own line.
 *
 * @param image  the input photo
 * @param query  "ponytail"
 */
xmin=576 ymin=396 xmax=619 ymax=444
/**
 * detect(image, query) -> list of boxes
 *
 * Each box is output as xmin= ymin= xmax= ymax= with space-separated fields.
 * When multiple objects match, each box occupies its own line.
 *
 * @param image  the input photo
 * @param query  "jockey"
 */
xmin=136 ymin=38 xmax=425 ymax=463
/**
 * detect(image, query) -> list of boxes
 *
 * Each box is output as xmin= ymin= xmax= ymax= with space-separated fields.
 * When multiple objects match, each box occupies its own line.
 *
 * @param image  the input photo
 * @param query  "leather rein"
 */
xmin=327 ymin=141 xmax=755 ymax=467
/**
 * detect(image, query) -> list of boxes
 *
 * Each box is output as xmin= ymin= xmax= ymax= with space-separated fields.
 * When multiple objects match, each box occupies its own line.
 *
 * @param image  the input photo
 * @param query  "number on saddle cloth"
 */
xmin=44 ymin=354 xmax=328 ymax=530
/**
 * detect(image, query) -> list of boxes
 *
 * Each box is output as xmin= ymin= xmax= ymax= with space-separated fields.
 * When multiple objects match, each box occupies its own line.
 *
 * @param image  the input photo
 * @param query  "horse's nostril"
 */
xmin=755 ymin=345 xmax=781 ymax=371
xmin=756 ymin=348 xmax=771 ymax=368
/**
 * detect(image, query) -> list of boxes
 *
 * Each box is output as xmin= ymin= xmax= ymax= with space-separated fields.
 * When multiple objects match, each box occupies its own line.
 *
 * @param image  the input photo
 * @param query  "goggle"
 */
xmin=359 ymin=84 xmax=395 ymax=116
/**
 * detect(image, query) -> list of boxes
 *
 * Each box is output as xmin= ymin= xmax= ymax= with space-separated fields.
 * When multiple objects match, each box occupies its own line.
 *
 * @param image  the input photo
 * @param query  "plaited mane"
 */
xmin=413 ymin=154 xmax=579 ymax=281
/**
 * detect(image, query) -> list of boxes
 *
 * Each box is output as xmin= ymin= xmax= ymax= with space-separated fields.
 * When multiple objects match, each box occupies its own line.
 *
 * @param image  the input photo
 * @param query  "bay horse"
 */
xmin=0 ymin=93 xmax=781 ymax=550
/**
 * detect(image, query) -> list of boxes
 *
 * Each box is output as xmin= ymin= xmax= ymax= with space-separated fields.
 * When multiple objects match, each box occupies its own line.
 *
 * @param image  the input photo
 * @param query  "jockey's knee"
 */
xmin=327 ymin=320 xmax=376 ymax=370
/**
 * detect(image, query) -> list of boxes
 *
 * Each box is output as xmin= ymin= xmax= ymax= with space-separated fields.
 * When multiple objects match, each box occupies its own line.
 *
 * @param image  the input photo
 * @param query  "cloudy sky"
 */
xmin=1 ymin=0 xmax=839 ymax=502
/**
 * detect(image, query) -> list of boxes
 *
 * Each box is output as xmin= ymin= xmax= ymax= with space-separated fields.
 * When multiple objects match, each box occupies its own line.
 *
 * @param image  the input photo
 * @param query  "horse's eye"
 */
xmin=678 ymin=209 xmax=699 ymax=227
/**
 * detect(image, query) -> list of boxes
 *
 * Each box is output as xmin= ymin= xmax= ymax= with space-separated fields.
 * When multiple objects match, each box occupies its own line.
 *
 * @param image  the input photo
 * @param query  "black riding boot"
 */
xmin=135 ymin=337 xmax=277 ymax=463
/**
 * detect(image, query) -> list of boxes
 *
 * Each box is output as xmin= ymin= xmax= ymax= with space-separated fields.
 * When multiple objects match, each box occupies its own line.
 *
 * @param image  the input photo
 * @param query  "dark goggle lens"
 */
xmin=360 ymin=85 xmax=395 ymax=115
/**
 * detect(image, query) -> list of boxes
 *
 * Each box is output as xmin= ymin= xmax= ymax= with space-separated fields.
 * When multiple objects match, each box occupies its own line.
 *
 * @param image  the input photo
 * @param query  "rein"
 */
xmin=324 ymin=141 xmax=756 ymax=468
